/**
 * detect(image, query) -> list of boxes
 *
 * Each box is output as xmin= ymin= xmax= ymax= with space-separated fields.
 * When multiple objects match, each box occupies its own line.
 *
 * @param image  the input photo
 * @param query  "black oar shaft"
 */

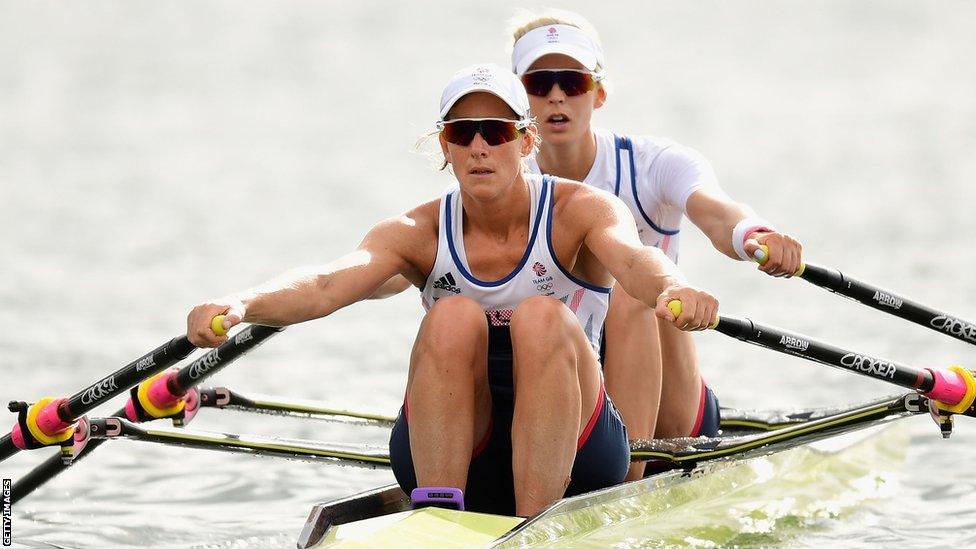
xmin=9 ymin=413 xmax=117 ymax=503
xmin=0 ymin=436 xmax=16 ymax=461
xmin=1 ymin=335 xmax=195 ymax=461
xmin=11 ymin=324 xmax=280 ymax=502
xmin=171 ymin=325 xmax=282 ymax=393
xmin=715 ymin=315 xmax=934 ymax=393
xmin=801 ymin=263 xmax=976 ymax=347
xmin=62 ymin=336 xmax=196 ymax=419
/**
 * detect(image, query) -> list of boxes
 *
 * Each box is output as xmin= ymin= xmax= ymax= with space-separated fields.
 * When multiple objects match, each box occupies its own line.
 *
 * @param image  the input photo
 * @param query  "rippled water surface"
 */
xmin=2 ymin=1 xmax=975 ymax=547
xmin=498 ymin=425 xmax=909 ymax=548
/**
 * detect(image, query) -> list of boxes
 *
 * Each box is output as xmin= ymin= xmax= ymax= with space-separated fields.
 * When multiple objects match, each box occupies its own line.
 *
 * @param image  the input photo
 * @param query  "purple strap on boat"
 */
xmin=410 ymin=487 xmax=464 ymax=510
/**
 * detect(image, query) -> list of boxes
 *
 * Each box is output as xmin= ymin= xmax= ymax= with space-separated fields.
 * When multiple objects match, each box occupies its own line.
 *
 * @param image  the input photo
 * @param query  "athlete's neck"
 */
xmin=459 ymin=173 xmax=532 ymax=240
xmin=535 ymin=130 xmax=598 ymax=183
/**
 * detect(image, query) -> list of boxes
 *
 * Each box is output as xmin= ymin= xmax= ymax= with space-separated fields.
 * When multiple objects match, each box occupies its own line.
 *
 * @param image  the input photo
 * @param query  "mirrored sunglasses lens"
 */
xmin=522 ymin=71 xmax=595 ymax=97
xmin=480 ymin=121 xmax=520 ymax=145
xmin=442 ymin=120 xmax=520 ymax=146
xmin=557 ymin=72 xmax=594 ymax=96
xmin=442 ymin=120 xmax=478 ymax=145
xmin=522 ymin=72 xmax=556 ymax=96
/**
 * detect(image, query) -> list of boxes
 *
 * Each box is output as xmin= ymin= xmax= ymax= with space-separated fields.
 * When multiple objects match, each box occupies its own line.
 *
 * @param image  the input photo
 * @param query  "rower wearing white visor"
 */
xmin=509 ymin=10 xmax=804 ymax=480
xmin=185 ymin=63 xmax=720 ymax=517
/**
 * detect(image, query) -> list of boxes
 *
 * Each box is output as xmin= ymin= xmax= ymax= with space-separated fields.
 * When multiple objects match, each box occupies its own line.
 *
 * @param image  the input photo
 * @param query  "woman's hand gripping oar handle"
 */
xmin=754 ymin=245 xmax=806 ymax=276
xmin=667 ymin=300 xmax=719 ymax=330
xmin=211 ymin=315 xmax=229 ymax=337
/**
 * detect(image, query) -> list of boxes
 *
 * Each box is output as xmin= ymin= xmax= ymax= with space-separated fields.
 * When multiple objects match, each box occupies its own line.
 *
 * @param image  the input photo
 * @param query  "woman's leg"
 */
xmin=509 ymin=296 xmax=604 ymax=517
xmin=602 ymin=285 xmax=663 ymax=480
xmin=403 ymin=296 xmax=493 ymax=491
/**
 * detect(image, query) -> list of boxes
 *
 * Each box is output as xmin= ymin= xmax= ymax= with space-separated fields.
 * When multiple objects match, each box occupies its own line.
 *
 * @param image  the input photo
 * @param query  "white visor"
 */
xmin=512 ymin=24 xmax=605 ymax=75
xmin=438 ymin=63 xmax=531 ymax=121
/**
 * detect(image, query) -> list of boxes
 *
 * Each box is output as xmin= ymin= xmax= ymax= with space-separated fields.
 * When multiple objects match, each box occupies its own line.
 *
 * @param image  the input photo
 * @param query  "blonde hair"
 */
xmin=508 ymin=9 xmax=607 ymax=73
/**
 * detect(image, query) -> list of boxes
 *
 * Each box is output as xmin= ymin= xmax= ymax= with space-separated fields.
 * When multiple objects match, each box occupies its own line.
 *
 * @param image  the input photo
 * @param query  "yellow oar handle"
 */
xmin=754 ymin=244 xmax=806 ymax=276
xmin=666 ymin=300 xmax=719 ymax=329
xmin=211 ymin=315 xmax=229 ymax=337
xmin=755 ymin=244 xmax=771 ymax=265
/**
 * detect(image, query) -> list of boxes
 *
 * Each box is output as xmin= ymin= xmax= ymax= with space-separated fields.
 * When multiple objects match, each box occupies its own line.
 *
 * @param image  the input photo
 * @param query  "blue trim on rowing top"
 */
xmin=613 ymin=136 xmax=623 ymax=196
xmin=545 ymin=176 xmax=612 ymax=294
xmin=445 ymin=179 xmax=548 ymax=287
xmin=614 ymin=135 xmax=680 ymax=236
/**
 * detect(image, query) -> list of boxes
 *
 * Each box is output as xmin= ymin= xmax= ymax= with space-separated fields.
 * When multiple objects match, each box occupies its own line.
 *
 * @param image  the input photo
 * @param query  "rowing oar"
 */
xmin=755 ymin=246 xmax=976 ymax=347
xmin=0 ymin=334 xmax=196 ymax=463
xmin=11 ymin=319 xmax=282 ymax=503
xmin=668 ymin=301 xmax=976 ymax=437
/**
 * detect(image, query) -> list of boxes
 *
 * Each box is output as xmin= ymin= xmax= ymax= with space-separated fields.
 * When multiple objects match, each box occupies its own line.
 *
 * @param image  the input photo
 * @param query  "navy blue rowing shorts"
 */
xmin=597 ymin=330 xmax=721 ymax=438
xmin=389 ymin=324 xmax=629 ymax=515
xmin=691 ymin=382 xmax=721 ymax=438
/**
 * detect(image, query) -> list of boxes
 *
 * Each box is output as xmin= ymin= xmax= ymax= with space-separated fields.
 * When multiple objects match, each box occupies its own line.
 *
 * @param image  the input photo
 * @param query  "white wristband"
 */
xmin=732 ymin=217 xmax=775 ymax=261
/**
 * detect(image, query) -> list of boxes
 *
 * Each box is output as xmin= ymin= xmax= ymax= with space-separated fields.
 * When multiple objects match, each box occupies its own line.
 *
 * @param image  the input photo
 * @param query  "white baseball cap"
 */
xmin=438 ymin=63 xmax=531 ymax=121
xmin=512 ymin=24 xmax=605 ymax=76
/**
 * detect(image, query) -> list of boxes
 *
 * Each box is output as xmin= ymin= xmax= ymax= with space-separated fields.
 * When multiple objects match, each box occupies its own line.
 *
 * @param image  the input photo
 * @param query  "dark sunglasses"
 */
xmin=436 ymin=118 xmax=529 ymax=146
xmin=521 ymin=69 xmax=603 ymax=97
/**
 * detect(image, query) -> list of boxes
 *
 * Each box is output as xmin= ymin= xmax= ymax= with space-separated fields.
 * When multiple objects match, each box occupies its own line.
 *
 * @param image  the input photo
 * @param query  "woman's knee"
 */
xmin=510 ymin=296 xmax=575 ymax=337
xmin=510 ymin=297 xmax=587 ymax=378
xmin=417 ymin=296 xmax=487 ymax=350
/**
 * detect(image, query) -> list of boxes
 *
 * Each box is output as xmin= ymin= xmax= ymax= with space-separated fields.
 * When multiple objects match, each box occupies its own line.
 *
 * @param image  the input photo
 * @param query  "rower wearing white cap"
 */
xmin=185 ymin=62 xmax=719 ymax=517
xmin=509 ymin=10 xmax=804 ymax=480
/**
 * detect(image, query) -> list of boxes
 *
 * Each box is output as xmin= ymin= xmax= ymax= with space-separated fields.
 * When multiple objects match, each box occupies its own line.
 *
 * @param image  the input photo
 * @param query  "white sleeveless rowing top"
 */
xmin=527 ymin=129 xmax=727 ymax=263
xmin=420 ymin=174 xmax=611 ymax=354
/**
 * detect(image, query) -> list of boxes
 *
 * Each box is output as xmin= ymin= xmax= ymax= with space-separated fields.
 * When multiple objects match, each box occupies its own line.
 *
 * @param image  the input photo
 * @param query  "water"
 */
xmin=498 ymin=425 xmax=910 ymax=547
xmin=2 ymin=1 xmax=974 ymax=546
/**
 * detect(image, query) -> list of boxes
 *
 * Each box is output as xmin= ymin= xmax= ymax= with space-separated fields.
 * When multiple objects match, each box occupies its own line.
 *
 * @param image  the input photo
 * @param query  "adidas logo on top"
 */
xmin=432 ymin=272 xmax=461 ymax=294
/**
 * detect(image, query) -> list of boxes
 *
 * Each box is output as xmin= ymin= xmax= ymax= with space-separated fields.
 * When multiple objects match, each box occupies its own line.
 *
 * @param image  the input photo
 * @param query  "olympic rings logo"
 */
xmin=537 ymin=283 xmax=554 ymax=292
